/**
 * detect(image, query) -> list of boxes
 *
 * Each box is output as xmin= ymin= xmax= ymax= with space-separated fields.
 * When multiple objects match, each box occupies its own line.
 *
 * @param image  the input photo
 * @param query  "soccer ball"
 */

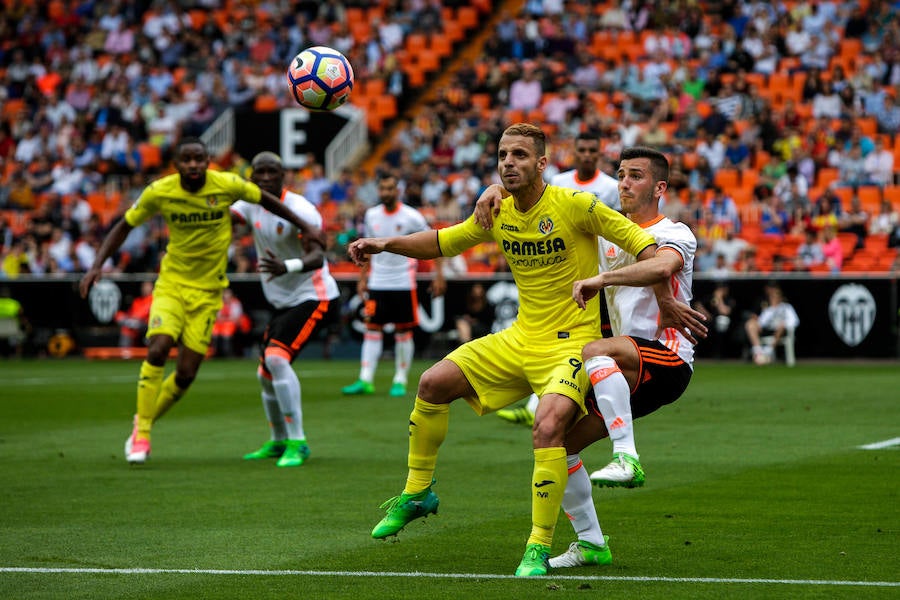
xmin=286 ymin=46 xmax=354 ymax=111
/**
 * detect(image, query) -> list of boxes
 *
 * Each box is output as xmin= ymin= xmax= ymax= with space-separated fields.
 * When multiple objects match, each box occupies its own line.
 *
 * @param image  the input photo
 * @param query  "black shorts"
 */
xmin=364 ymin=289 xmax=418 ymax=329
xmin=587 ymin=337 xmax=693 ymax=420
xmin=261 ymin=299 xmax=340 ymax=361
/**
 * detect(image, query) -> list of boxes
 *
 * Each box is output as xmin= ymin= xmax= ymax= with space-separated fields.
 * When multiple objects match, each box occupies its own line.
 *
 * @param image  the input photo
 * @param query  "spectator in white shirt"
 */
xmin=812 ymin=80 xmax=842 ymax=119
xmin=864 ymin=138 xmax=895 ymax=186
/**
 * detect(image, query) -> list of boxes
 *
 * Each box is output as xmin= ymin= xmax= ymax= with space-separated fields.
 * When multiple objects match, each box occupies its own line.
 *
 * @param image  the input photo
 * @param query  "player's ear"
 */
xmin=655 ymin=180 xmax=667 ymax=199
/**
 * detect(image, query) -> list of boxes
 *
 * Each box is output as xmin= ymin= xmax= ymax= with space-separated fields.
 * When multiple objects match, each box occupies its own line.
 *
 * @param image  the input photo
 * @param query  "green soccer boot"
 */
xmin=515 ymin=543 xmax=550 ymax=577
xmin=549 ymin=535 xmax=612 ymax=568
xmin=371 ymin=484 xmax=440 ymax=539
xmin=496 ymin=405 xmax=535 ymax=427
xmin=276 ymin=439 xmax=310 ymax=467
xmin=243 ymin=440 xmax=286 ymax=460
xmin=589 ymin=452 xmax=645 ymax=488
xmin=342 ymin=380 xmax=375 ymax=395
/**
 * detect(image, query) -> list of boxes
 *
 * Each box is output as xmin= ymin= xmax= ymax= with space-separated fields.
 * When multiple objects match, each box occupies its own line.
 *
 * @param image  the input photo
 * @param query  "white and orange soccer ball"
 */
xmin=286 ymin=46 xmax=354 ymax=111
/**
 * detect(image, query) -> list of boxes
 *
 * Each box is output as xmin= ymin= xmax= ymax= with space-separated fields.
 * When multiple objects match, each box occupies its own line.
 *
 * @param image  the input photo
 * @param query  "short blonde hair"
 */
xmin=502 ymin=123 xmax=547 ymax=157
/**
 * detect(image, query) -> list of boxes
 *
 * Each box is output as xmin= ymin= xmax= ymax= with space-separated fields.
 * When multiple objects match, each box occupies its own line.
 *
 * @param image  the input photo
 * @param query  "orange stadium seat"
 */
xmin=817 ymin=168 xmax=840 ymax=188
xmin=883 ymin=186 xmax=900 ymax=205
xmin=430 ymin=34 xmax=453 ymax=58
xmin=714 ymin=168 xmax=739 ymax=190
xmin=443 ymin=19 xmax=464 ymax=43
xmin=457 ymin=6 xmax=479 ymax=29
xmin=137 ymin=143 xmax=162 ymax=170
xmin=857 ymin=186 xmax=882 ymax=212
xmin=406 ymin=33 xmax=427 ymax=54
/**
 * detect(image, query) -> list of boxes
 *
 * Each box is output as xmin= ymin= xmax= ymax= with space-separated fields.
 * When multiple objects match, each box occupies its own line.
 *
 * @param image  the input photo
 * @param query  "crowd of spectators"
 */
xmin=1 ymin=0 xmax=900 ymax=282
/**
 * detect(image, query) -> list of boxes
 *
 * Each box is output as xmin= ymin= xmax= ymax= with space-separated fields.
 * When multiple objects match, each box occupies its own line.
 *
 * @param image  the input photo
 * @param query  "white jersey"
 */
xmin=232 ymin=190 xmax=339 ymax=309
xmin=551 ymin=169 xmax=621 ymax=211
xmin=363 ymin=203 xmax=430 ymax=291
xmin=758 ymin=302 xmax=799 ymax=331
xmin=600 ymin=215 xmax=697 ymax=368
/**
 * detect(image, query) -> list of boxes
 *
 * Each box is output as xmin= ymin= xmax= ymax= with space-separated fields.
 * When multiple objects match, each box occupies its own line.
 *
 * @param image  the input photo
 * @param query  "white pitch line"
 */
xmin=0 ymin=567 xmax=897 ymax=587
xmin=857 ymin=437 xmax=900 ymax=450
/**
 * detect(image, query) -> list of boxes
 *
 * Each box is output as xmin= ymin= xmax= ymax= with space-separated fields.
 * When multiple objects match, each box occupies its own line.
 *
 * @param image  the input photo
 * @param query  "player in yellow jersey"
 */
xmin=79 ymin=137 xmax=323 ymax=464
xmin=349 ymin=123 xmax=692 ymax=577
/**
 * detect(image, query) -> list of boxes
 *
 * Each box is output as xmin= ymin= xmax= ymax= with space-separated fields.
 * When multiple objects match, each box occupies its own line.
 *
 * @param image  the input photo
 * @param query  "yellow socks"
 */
xmin=153 ymin=372 xmax=187 ymax=422
xmin=528 ymin=446 xmax=567 ymax=547
xmin=136 ymin=362 xmax=164 ymax=440
xmin=404 ymin=398 xmax=449 ymax=495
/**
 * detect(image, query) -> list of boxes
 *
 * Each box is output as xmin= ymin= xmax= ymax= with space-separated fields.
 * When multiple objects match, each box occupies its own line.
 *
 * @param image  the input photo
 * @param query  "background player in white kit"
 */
xmin=233 ymin=152 xmax=340 ymax=467
xmin=497 ymin=130 xmax=620 ymax=425
xmin=551 ymin=146 xmax=698 ymax=567
xmin=551 ymin=130 xmax=620 ymax=211
xmin=342 ymin=172 xmax=445 ymax=397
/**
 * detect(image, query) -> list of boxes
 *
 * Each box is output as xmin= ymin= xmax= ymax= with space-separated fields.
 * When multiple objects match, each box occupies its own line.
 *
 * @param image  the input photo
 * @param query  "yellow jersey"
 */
xmin=439 ymin=185 xmax=655 ymax=342
xmin=125 ymin=170 xmax=262 ymax=290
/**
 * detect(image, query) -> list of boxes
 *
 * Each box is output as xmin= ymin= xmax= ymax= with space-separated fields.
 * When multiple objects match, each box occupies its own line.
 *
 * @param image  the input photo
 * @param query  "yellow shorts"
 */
xmin=445 ymin=325 xmax=591 ymax=416
xmin=146 ymin=278 xmax=223 ymax=354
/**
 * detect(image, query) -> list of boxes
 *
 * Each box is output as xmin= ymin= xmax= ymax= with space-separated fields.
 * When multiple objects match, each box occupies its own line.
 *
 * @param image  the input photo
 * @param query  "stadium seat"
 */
xmin=883 ymin=186 xmax=900 ymax=205
xmin=137 ymin=143 xmax=162 ymax=170
xmin=817 ymin=168 xmax=840 ymax=188
xmin=761 ymin=329 xmax=796 ymax=367
xmin=456 ymin=6 xmax=478 ymax=29
xmin=430 ymin=34 xmax=453 ymax=58
xmin=857 ymin=186 xmax=882 ymax=212
xmin=714 ymin=168 xmax=740 ymax=190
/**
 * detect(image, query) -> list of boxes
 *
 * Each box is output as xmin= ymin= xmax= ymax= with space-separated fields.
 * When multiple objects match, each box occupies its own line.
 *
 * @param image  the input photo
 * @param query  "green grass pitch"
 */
xmin=0 ymin=359 xmax=897 ymax=599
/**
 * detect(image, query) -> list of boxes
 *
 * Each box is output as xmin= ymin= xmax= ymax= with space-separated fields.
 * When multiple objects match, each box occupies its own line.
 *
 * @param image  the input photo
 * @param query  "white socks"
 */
xmin=562 ymin=454 xmax=605 ymax=546
xmin=257 ymin=371 xmax=287 ymax=441
xmin=393 ymin=330 xmax=414 ymax=385
xmin=359 ymin=330 xmax=383 ymax=383
xmin=265 ymin=353 xmax=305 ymax=441
xmin=585 ymin=355 xmax=636 ymax=457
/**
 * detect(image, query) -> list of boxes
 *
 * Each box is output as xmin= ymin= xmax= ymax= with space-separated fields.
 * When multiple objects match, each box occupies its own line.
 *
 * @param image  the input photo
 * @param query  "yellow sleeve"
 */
xmin=226 ymin=172 xmax=262 ymax=204
xmin=124 ymin=181 xmax=163 ymax=227
xmin=437 ymin=215 xmax=494 ymax=257
xmin=567 ymin=190 xmax=655 ymax=256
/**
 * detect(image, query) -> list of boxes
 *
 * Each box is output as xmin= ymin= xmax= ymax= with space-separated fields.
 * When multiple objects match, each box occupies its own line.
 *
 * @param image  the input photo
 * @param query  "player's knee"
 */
xmin=263 ymin=352 xmax=290 ymax=373
xmin=416 ymin=368 xmax=441 ymax=402
xmin=532 ymin=415 xmax=565 ymax=447
xmin=582 ymin=340 xmax=610 ymax=362
xmin=417 ymin=363 xmax=460 ymax=404
xmin=174 ymin=372 xmax=196 ymax=389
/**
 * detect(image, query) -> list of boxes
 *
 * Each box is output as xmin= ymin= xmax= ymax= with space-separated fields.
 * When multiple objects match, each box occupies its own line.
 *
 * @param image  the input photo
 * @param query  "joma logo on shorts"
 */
xmin=558 ymin=378 xmax=580 ymax=391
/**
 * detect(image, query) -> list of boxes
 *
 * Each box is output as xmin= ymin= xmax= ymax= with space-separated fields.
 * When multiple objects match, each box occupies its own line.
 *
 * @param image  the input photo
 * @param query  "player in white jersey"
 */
xmin=498 ymin=131 xmax=621 ymax=426
xmin=342 ymin=172 xmax=445 ymax=397
xmin=232 ymin=152 xmax=340 ymax=467
xmin=550 ymin=146 xmax=698 ymax=568
xmin=550 ymin=131 xmax=620 ymax=211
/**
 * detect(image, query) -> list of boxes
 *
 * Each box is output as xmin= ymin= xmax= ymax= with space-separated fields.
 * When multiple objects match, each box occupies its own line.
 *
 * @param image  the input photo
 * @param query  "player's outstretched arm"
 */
xmin=473 ymin=184 xmax=509 ymax=230
xmin=348 ymin=231 xmax=441 ymax=265
xmin=259 ymin=191 xmax=325 ymax=249
xmin=79 ymin=218 xmax=134 ymax=298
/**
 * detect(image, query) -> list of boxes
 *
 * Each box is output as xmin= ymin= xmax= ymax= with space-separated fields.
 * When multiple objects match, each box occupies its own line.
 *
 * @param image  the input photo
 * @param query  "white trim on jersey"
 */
xmin=363 ymin=203 xmax=430 ymax=291
xmin=232 ymin=190 xmax=339 ymax=309
xmin=551 ymin=169 xmax=621 ymax=211
xmin=599 ymin=215 xmax=697 ymax=367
